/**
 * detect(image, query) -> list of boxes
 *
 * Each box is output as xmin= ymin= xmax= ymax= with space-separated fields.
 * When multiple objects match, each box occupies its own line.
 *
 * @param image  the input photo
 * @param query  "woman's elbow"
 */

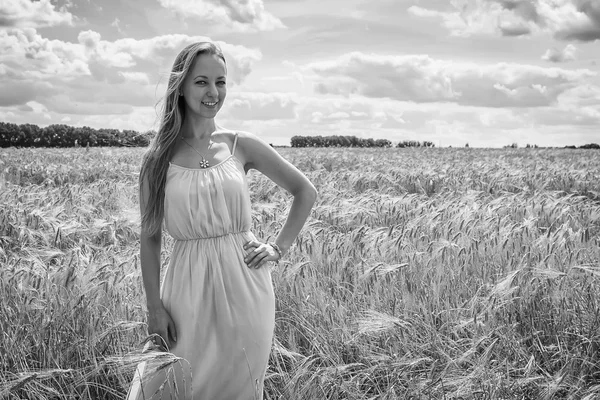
xmin=305 ymin=182 xmax=318 ymax=204
xmin=290 ymin=179 xmax=317 ymax=203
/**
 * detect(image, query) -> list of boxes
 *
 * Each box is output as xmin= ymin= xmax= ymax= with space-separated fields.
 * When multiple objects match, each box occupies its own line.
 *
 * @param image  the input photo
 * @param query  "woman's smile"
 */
xmin=201 ymin=100 xmax=219 ymax=108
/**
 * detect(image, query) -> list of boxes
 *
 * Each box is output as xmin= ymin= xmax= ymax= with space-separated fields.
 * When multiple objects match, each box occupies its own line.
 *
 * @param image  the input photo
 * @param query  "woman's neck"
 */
xmin=180 ymin=115 xmax=218 ymax=140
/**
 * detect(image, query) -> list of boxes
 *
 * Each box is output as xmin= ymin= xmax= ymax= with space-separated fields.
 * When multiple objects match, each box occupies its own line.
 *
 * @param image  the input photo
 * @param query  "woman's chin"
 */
xmin=189 ymin=107 xmax=221 ymax=118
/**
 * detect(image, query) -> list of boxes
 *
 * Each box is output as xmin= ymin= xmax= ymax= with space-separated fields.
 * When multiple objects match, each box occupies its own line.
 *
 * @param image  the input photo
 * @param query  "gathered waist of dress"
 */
xmin=173 ymin=230 xmax=251 ymax=242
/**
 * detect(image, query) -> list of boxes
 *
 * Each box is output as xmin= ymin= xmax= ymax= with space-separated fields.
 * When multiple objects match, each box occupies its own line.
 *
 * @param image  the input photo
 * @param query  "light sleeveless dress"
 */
xmin=130 ymin=133 xmax=276 ymax=400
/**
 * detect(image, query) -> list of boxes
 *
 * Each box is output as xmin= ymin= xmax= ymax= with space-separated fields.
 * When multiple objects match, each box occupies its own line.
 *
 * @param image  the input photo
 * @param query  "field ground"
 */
xmin=1 ymin=147 xmax=599 ymax=399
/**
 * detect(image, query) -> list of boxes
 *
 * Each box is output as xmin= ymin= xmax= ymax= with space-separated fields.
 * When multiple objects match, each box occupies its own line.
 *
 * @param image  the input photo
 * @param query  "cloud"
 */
xmin=379 ymin=114 xmax=406 ymax=129
xmin=0 ymin=28 xmax=89 ymax=78
xmin=542 ymin=44 xmax=577 ymax=62
xmin=407 ymin=2 xmax=536 ymax=37
xmin=306 ymin=51 xmax=596 ymax=108
xmin=553 ymin=0 xmax=600 ymax=41
xmin=527 ymin=106 xmax=600 ymax=126
xmin=559 ymin=83 xmax=600 ymax=107
xmin=44 ymin=94 xmax=136 ymax=116
xmin=111 ymin=17 xmax=124 ymax=35
xmin=0 ymin=0 xmax=74 ymax=28
xmin=0 ymin=27 xmax=262 ymax=118
xmin=409 ymin=0 xmax=600 ymax=42
xmin=119 ymin=71 xmax=150 ymax=85
xmin=222 ymin=92 xmax=297 ymax=120
xmin=157 ymin=0 xmax=284 ymax=32
xmin=75 ymin=30 xmax=262 ymax=84
xmin=295 ymin=96 xmax=378 ymax=124
xmin=0 ymin=79 xmax=49 ymax=107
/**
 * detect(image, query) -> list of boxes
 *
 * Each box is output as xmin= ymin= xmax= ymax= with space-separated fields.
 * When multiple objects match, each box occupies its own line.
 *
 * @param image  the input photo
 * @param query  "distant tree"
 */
xmin=39 ymin=125 xmax=56 ymax=147
xmin=339 ymin=136 xmax=351 ymax=147
xmin=135 ymin=131 xmax=153 ymax=146
xmin=290 ymin=135 xmax=304 ymax=147
xmin=76 ymin=126 xmax=96 ymax=147
xmin=465 ymin=143 xmax=469 ymax=148
xmin=0 ymin=122 xmax=20 ymax=147
xmin=20 ymin=124 xmax=40 ymax=147
xmin=375 ymin=138 xmax=392 ymax=148
xmin=580 ymin=143 xmax=600 ymax=149
xmin=396 ymin=140 xmax=432 ymax=148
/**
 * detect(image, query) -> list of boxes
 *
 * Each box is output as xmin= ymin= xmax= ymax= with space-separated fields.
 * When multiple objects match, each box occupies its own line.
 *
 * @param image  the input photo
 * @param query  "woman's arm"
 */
xmin=140 ymin=230 xmax=163 ymax=311
xmin=139 ymin=176 xmax=177 ymax=348
xmin=236 ymin=131 xmax=318 ymax=268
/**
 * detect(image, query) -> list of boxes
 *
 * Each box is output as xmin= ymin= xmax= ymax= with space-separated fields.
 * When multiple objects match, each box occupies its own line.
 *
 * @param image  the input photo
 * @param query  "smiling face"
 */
xmin=180 ymin=53 xmax=227 ymax=119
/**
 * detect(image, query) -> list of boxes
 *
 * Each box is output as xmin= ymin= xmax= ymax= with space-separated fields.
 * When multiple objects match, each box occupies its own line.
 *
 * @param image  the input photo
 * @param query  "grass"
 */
xmin=0 ymin=146 xmax=599 ymax=399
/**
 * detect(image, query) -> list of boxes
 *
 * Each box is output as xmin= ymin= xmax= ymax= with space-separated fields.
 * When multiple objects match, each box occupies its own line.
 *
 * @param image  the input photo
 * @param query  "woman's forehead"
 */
xmin=189 ymin=54 xmax=226 ymax=77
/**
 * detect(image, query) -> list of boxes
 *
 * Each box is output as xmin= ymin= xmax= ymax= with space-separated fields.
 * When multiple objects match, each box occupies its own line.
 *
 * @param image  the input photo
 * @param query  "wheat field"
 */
xmin=0 ymin=146 xmax=599 ymax=399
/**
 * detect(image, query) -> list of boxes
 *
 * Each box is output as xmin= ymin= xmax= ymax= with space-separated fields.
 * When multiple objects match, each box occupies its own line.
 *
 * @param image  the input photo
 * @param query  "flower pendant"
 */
xmin=199 ymin=157 xmax=210 ymax=168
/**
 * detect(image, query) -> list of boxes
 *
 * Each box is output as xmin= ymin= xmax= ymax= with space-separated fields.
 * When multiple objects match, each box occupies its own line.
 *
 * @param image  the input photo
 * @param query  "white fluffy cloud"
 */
xmin=75 ymin=31 xmax=262 ymax=84
xmin=0 ymin=28 xmax=262 ymax=112
xmin=0 ymin=27 xmax=261 ymax=83
xmin=0 ymin=28 xmax=89 ymax=79
xmin=542 ymin=44 xmax=577 ymax=62
xmin=306 ymin=52 xmax=596 ymax=108
xmin=0 ymin=0 xmax=74 ymax=28
xmin=508 ymin=83 xmax=600 ymax=127
xmin=409 ymin=0 xmax=600 ymax=42
xmin=157 ymin=0 xmax=284 ymax=32
xmin=408 ymin=2 xmax=538 ymax=37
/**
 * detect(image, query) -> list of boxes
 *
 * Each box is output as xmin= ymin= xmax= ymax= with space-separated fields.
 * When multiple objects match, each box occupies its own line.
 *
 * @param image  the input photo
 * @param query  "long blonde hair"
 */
xmin=139 ymin=42 xmax=226 ymax=237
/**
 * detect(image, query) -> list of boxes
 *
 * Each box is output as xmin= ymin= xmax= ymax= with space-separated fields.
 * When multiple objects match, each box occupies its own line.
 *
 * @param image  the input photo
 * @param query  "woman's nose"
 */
xmin=207 ymin=84 xmax=218 ymax=97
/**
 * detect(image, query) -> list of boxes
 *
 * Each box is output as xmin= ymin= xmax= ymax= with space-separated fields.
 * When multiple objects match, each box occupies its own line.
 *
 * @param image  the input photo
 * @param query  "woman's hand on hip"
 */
xmin=146 ymin=304 xmax=177 ymax=351
xmin=243 ymin=240 xmax=280 ymax=269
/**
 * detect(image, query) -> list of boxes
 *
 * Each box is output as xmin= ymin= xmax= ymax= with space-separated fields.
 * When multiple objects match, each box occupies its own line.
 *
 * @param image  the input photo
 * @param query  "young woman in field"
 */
xmin=136 ymin=42 xmax=317 ymax=399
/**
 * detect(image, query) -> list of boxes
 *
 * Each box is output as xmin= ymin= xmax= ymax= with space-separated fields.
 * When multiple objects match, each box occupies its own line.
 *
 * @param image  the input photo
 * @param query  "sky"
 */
xmin=0 ymin=0 xmax=599 ymax=147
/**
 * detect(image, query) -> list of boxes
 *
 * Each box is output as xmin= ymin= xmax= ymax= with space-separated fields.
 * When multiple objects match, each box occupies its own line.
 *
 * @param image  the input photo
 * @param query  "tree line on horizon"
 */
xmin=290 ymin=135 xmax=435 ymax=148
xmin=0 ymin=122 xmax=597 ymax=149
xmin=499 ymin=142 xmax=600 ymax=149
xmin=0 ymin=123 xmax=435 ymax=149
xmin=0 ymin=122 xmax=151 ymax=148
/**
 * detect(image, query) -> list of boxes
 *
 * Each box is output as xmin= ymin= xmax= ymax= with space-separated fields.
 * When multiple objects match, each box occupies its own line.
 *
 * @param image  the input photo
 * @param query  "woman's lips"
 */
xmin=202 ymin=100 xmax=218 ymax=108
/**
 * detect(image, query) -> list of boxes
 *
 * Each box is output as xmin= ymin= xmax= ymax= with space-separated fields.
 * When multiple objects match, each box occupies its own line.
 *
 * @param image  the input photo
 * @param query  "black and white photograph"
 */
xmin=1 ymin=0 xmax=599 ymax=399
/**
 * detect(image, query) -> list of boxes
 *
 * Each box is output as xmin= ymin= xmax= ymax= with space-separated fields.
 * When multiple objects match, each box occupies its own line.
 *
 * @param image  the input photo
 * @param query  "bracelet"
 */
xmin=268 ymin=242 xmax=283 ymax=260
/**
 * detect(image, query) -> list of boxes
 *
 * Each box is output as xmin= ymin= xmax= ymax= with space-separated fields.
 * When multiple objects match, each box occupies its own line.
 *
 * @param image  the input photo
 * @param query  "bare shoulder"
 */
xmin=232 ymin=130 xmax=315 ymax=196
xmin=232 ymin=130 xmax=278 ymax=170
xmin=211 ymin=129 xmax=236 ymax=147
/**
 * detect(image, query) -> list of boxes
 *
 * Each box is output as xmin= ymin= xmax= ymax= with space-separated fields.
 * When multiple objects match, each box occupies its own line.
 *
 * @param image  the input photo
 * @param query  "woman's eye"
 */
xmin=218 ymin=81 xmax=226 ymax=85
xmin=195 ymin=81 xmax=206 ymax=85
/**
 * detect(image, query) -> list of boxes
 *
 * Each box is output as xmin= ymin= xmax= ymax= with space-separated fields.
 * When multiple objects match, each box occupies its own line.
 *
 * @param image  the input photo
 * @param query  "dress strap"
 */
xmin=231 ymin=132 xmax=239 ymax=156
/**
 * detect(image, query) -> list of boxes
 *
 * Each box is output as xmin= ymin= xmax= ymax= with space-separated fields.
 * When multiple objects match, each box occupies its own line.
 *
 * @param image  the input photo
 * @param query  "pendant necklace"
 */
xmin=181 ymin=136 xmax=211 ymax=168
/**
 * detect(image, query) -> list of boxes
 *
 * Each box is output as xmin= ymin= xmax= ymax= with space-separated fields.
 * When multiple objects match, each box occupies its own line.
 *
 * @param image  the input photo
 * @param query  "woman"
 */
xmin=135 ymin=42 xmax=317 ymax=399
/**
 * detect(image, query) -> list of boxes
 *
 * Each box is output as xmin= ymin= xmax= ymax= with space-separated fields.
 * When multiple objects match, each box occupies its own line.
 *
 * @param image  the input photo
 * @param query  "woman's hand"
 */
xmin=146 ymin=304 xmax=177 ymax=351
xmin=244 ymin=240 xmax=281 ymax=269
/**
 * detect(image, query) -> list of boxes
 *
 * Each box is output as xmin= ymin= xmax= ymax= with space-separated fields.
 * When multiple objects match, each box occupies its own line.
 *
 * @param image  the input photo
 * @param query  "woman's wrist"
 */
xmin=146 ymin=298 xmax=164 ymax=312
xmin=268 ymin=242 xmax=283 ymax=260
